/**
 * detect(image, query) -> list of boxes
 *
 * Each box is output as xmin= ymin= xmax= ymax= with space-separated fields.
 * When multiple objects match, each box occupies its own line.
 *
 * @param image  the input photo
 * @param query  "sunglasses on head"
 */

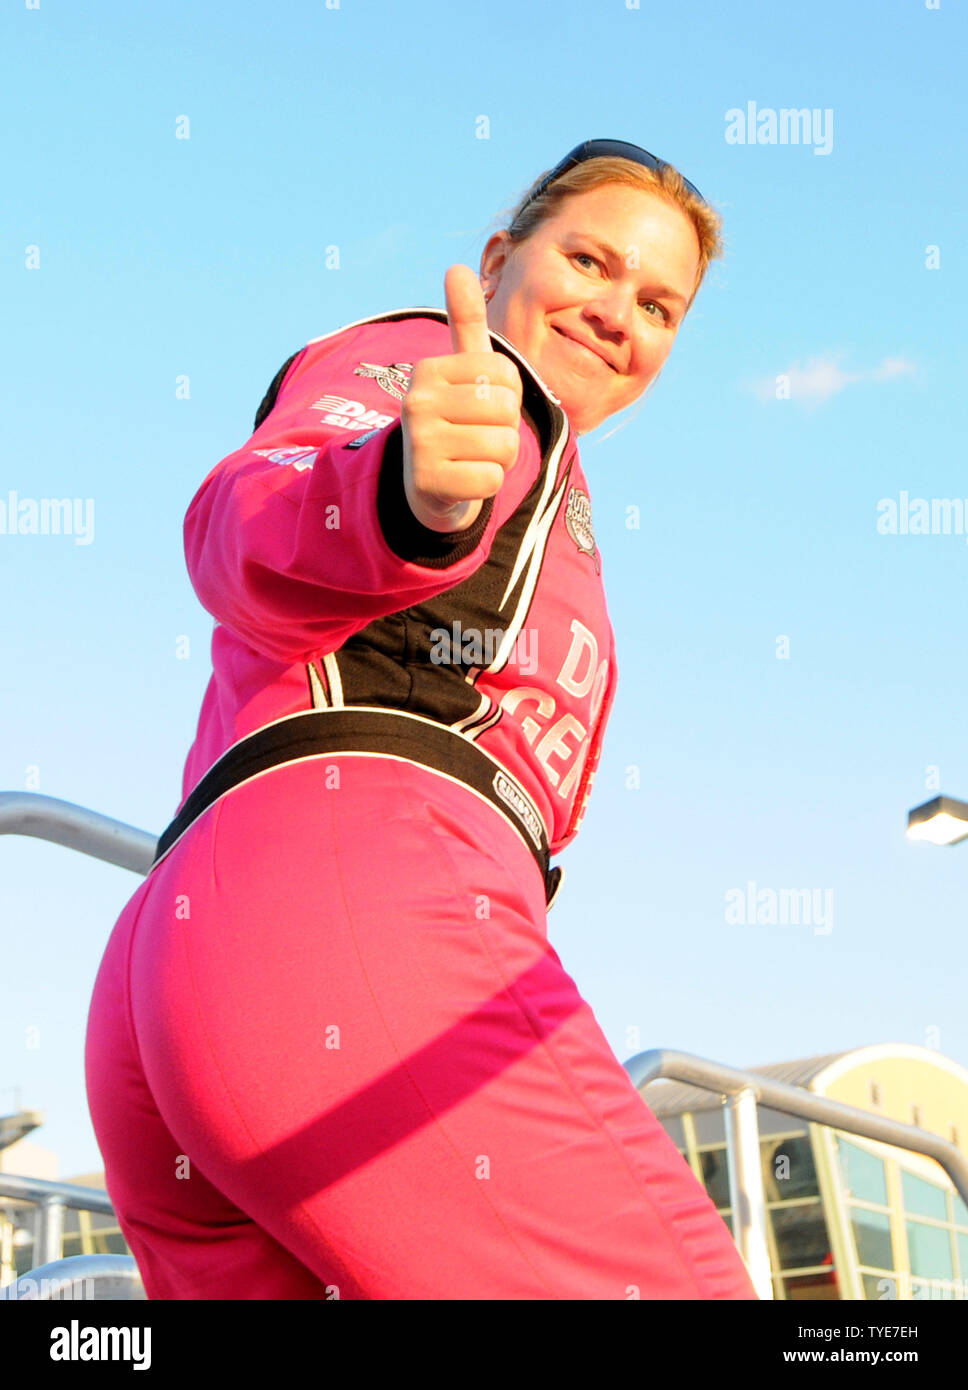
xmin=521 ymin=138 xmax=706 ymax=210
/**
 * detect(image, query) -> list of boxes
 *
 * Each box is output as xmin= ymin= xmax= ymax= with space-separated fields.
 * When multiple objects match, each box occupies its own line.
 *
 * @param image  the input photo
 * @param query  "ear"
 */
xmin=479 ymin=230 xmax=513 ymax=301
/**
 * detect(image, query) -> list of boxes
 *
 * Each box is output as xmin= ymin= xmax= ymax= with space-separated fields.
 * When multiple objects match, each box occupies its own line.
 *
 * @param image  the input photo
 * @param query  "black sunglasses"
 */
xmin=521 ymin=138 xmax=706 ymax=211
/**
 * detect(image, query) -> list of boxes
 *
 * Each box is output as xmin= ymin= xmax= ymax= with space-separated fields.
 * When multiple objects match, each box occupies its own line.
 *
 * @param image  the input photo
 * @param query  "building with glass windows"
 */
xmin=643 ymin=1043 xmax=968 ymax=1300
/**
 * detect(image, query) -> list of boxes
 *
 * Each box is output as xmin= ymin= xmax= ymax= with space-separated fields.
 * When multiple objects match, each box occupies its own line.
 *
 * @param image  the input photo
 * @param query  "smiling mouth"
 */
xmin=552 ymin=326 xmax=617 ymax=371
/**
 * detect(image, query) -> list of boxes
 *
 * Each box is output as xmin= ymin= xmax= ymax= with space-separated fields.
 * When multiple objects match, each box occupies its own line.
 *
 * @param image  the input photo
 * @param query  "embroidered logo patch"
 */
xmin=564 ymin=486 xmax=599 ymax=572
xmin=353 ymin=361 xmax=415 ymax=400
xmin=492 ymin=772 xmax=544 ymax=851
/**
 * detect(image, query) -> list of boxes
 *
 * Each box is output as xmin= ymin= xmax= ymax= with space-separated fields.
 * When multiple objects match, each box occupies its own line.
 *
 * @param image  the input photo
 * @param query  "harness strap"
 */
xmin=152 ymin=706 xmax=564 ymax=909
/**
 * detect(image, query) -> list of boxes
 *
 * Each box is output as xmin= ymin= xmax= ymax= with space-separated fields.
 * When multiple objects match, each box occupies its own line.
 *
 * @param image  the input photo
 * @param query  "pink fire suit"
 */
xmin=84 ymin=307 xmax=759 ymax=1300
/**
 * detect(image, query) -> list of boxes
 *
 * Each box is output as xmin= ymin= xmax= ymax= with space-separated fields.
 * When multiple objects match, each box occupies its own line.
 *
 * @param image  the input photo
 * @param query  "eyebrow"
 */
xmin=570 ymin=234 xmax=689 ymax=309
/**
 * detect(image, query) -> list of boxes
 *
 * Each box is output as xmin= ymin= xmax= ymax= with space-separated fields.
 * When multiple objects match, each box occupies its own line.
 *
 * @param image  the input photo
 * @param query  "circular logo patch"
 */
xmin=564 ymin=486 xmax=599 ymax=572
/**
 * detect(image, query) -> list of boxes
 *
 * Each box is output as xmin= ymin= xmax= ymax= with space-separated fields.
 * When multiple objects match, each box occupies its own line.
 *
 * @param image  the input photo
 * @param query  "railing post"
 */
xmin=0 ymin=1215 xmax=14 ymax=1287
xmin=35 ymin=1198 xmax=64 ymax=1267
xmin=723 ymin=1086 xmax=773 ymax=1300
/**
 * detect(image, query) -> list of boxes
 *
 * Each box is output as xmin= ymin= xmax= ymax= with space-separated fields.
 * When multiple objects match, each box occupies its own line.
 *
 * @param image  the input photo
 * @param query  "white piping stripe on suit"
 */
xmin=490 ymin=468 xmax=570 ymax=674
xmin=498 ymin=426 xmax=569 ymax=612
xmin=322 ymin=651 xmax=344 ymax=708
xmin=463 ymin=702 xmax=505 ymax=740
xmin=450 ymin=688 xmax=492 ymax=733
xmin=307 ymin=662 xmax=329 ymax=709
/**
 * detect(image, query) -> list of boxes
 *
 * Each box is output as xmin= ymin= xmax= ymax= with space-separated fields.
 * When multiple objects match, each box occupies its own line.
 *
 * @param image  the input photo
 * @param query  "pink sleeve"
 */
xmin=184 ymin=350 xmax=541 ymax=666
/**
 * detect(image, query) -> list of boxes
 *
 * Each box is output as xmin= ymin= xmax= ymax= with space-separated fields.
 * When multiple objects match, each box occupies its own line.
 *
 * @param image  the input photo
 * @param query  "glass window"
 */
xmin=90 ymin=1226 xmax=129 ymax=1256
xmin=910 ymin=1275 xmax=963 ymax=1300
xmin=849 ymin=1208 xmax=893 ymax=1270
xmin=783 ymin=1269 xmax=839 ymax=1300
xmin=862 ymin=1271 xmax=898 ymax=1300
xmin=837 ymin=1138 xmax=888 ymax=1205
xmin=958 ymin=1233 xmax=968 ymax=1279
xmin=906 ymin=1221 xmax=954 ymax=1279
xmin=952 ymin=1192 xmax=968 ymax=1228
xmin=699 ymin=1146 xmax=730 ymax=1209
xmin=762 ymin=1134 xmax=819 ymax=1202
xmin=770 ymin=1202 xmax=833 ymax=1271
xmin=901 ymin=1170 xmax=948 ymax=1222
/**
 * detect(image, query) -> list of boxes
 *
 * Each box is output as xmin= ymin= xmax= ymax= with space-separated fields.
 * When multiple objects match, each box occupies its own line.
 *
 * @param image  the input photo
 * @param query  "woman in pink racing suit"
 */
xmin=84 ymin=139 xmax=759 ymax=1301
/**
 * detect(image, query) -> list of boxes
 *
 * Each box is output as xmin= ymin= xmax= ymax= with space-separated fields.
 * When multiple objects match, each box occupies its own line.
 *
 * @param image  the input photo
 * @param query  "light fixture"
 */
xmin=906 ymin=795 xmax=968 ymax=846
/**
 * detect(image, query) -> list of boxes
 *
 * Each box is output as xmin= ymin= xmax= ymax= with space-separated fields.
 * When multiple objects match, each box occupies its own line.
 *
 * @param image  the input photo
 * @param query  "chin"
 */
xmin=555 ymin=388 xmax=606 ymax=436
xmin=562 ymin=404 xmax=598 ymax=436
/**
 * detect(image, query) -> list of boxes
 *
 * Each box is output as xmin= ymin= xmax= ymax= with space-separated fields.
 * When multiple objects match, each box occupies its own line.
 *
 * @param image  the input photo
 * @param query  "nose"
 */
xmin=580 ymin=281 xmax=635 ymax=342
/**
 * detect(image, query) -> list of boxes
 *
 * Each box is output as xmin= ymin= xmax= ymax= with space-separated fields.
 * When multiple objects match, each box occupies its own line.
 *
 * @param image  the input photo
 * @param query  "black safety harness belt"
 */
xmin=151 ymin=706 xmax=564 ymax=909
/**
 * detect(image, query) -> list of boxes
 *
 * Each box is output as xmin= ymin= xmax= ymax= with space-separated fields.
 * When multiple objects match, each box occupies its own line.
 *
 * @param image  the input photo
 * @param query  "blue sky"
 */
xmin=2 ymin=0 xmax=966 ymax=1178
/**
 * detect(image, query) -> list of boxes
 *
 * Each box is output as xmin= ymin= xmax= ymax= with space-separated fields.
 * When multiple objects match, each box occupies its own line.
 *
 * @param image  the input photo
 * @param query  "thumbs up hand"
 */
xmin=400 ymin=264 xmax=523 ymax=533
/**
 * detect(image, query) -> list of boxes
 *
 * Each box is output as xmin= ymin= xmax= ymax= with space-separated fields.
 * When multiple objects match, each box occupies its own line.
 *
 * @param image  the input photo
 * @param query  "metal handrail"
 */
xmin=0 ymin=1173 xmax=116 ymax=1213
xmin=0 ymin=1254 xmax=144 ymax=1300
xmin=0 ymin=792 xmax=156 ymax=875
xmin=624 ymin=1048 xmax=968 ymax=1302
xmin=0 ymin=795 xmax=153 ymax=1281
xmin=0 ymin=1174 xmax=117 ymax=1271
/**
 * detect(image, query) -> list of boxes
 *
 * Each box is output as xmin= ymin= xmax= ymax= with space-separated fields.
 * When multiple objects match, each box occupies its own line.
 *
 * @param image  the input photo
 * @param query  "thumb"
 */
xmin=445 ymin=264 xmax=492 ymax=355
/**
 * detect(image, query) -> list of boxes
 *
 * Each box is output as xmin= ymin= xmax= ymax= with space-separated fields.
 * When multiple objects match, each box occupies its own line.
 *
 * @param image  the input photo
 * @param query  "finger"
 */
xmin=432 ymin=383 xmax=522 ymax=426
xmin=435 ymin=423 xmax=520 ymax=470
xmin=445 ymin=264 xmax=493 ymax=356
xmin=432 ymin=352 xmax=523 ymax=402
xmin=425 ymin=461 xmax=508 ymax=502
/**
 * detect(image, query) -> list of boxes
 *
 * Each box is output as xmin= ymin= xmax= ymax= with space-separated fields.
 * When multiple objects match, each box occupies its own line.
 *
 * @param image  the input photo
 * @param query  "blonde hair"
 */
xmin=499 ymin=155 xmax=723 ymax=311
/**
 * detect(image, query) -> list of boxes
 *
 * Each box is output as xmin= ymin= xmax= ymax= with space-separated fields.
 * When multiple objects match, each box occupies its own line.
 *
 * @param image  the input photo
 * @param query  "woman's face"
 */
xmin=480 ymin=183 xmax=702 ymax=435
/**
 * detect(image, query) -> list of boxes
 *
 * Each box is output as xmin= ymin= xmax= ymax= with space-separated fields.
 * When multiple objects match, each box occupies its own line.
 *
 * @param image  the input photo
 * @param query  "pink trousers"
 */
xmin=84 ymin=755 xmax=758 ymax=1300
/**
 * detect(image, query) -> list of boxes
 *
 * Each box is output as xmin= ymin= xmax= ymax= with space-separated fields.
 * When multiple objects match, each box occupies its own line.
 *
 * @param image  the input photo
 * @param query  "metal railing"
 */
xmin=0 ymin=1173 xmax=117 ymax=1271
xmin=624 ymin=1048 xmax=968 ymax=1302
xmin=0 ymin=792 xmax=156 ymax=875
xmin=0 ymin=1253 xmax=144 ymax=1300
xmin=0 ymin=794 xmax=155 ymax=1295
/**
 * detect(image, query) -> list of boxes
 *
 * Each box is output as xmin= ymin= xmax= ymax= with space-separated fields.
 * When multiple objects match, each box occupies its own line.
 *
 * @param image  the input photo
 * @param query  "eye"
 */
xmin=571 ymin=251 xmax=673 ymax=323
